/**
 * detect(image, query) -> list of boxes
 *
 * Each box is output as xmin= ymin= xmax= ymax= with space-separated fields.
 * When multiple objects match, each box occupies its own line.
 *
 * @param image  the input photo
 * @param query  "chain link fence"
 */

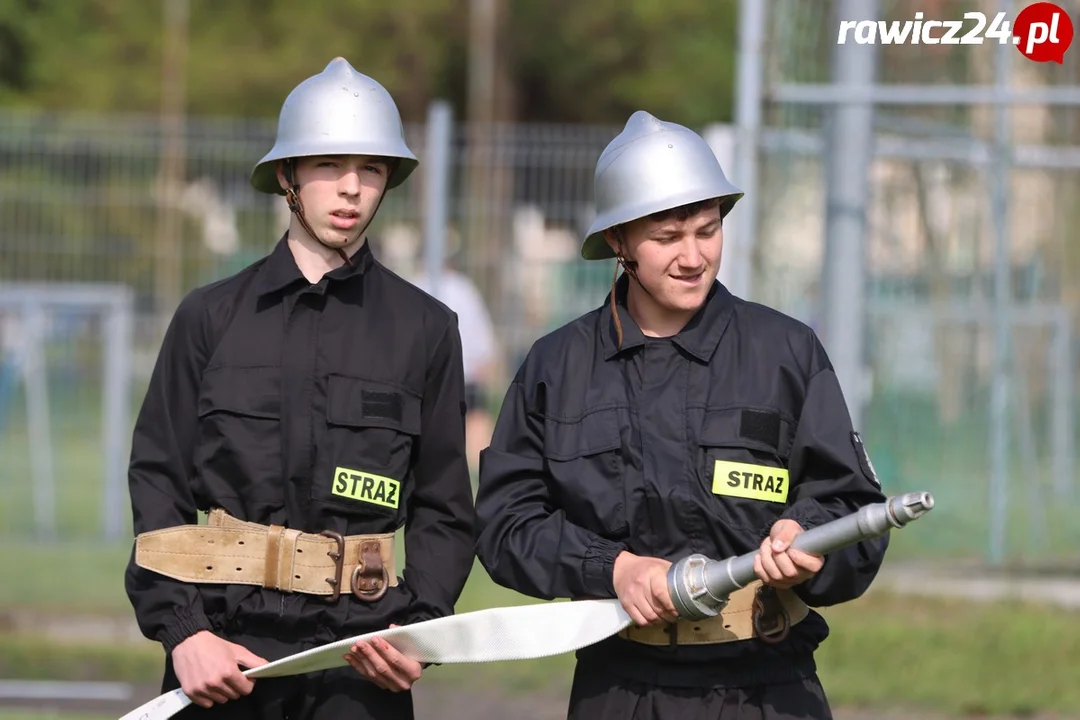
xmin=753 ymin=0 xmax=1080 ymax=567
xmin=0 ymin=107 xmax=624 ymax=544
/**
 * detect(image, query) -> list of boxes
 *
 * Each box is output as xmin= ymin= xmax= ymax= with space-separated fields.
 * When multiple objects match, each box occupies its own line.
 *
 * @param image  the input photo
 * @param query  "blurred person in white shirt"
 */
xmin=399 ymin=227 xmax=499 ymax=475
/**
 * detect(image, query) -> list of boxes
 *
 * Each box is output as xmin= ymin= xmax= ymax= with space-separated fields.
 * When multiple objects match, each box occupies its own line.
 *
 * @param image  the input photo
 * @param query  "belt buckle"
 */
xmin=319 ymin=530 xmax=346 ymax=602
xmin=350 ymin=540 xmax=390 ymax=602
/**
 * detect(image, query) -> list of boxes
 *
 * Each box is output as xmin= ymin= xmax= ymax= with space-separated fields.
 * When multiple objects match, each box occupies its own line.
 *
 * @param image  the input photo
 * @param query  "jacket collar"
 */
xmin=599 ymin=272 xmax=735 ymax=363
xmin=255 ymin=233 xmax=373 ymax=297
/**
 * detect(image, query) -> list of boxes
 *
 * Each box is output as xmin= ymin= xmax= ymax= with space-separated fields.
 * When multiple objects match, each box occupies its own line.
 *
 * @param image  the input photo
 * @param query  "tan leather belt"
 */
xmin=618 ymin=580 xmax=809 ymax=646
xmin=135 ymin=508 xmax=397 ymax=602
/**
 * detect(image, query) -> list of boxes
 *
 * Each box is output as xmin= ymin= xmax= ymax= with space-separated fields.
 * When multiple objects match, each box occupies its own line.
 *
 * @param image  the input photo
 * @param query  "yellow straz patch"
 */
xmin=332 ymin=467 xmax=400 ymax=509
xmin=711 ymin=461 xmax=789 ymax=504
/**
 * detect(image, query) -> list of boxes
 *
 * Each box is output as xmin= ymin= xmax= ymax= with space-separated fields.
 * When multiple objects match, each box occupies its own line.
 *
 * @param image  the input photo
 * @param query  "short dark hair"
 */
xmin=606 ymin=196 xmax=724 ymax=247
xmin=644 ymin=197 xmax=721 ymax=223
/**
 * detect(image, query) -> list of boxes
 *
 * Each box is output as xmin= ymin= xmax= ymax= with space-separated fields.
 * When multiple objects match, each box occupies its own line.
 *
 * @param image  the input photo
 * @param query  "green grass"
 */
xmin=816 ymin=592 xmax=1080 ymax=716
xmin=0 ymin=636 xmax=162 ymax=685
xmin=0 ymin=544 xmax=132 ymax=615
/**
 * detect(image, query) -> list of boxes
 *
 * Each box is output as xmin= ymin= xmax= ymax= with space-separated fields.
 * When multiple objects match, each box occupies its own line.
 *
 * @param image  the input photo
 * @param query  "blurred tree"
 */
xmin=0 ymin=0 xmax=738 ymax=125
xmin=509 ymin=0 xmax=739 ymax=126
xmin=183 ymin=0 xmax=465 ymax=120
xmin=0 ymin=0 xmax=163 ymax=111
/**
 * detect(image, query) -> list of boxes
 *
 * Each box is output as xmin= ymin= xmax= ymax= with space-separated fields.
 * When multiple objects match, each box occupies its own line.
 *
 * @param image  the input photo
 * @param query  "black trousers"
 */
xmin=164 ymin=630 xmax=413 ymax=720
xmin=566 ymin=665 xmax=834 ymax=720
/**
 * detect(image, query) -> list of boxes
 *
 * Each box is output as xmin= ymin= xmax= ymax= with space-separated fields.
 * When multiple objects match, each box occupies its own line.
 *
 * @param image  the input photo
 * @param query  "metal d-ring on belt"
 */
xmin=317 ymin=529 xmax=391 ymax=601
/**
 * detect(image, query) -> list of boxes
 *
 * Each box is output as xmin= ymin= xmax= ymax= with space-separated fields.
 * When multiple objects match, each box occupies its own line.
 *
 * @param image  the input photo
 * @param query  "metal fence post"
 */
xmin=102 ymin=287 xmax=134 ymax=542
xmin=1051 ymin=308 xmax=1074 ymax=501
xmin=821 ymin=0 xmax=879 ymax=432
xmin=987 ymin=0 xmax=1014 ymax=568
xmin=23 ymin=297 xmax=55 ymax=541
xmin=729 ymin=0 xmax=767 ymax=302
xmin=423 ymin=100 xmax=454 ymax=300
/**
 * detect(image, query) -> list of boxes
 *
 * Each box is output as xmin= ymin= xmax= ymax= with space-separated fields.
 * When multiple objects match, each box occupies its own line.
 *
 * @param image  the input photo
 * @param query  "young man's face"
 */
xmin=607 ymin=202 xmax=724 ymax=315
xmin=277 ymin=155 xmax=390 ymax=248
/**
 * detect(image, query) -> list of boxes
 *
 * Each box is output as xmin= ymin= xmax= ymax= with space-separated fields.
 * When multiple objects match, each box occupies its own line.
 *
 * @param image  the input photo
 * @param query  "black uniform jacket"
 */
xmin=475 ymin=273 xmax=889 ymax=688
xmin=125 ymin=237 xmax=475 ymax=656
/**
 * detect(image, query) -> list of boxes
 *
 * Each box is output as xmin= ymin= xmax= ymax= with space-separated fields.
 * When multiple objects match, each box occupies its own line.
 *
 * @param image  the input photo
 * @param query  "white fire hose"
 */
xmin=119 ymin=492 xmax=933 ymax=720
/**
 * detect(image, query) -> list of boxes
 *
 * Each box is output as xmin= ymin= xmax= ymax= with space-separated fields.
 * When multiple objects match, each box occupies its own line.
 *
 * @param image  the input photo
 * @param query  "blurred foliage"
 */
xmin=509 ymin=0 xmax=738 ymax=126
xmin=0 ymin=0 xmax=738 ymax=126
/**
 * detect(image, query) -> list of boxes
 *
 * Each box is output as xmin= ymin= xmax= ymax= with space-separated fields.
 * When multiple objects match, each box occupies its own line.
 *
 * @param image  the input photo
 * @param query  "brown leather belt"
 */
xmin=618 ymin=580 xmax=809 ymax=646
xmin=134 ymin=508 xmax=396 ymax=602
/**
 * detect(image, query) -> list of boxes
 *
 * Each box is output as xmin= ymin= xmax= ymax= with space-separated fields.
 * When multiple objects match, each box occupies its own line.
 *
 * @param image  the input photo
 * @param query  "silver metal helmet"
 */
xmin=581 ymin=110 xmax=744 ymax=261
xmin=250 ymin=57 xmax=419 ymax=195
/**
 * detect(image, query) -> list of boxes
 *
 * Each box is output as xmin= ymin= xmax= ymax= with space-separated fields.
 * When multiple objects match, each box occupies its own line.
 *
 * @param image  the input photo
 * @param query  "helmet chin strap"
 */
xmin=282 ymin=158 xmax=390 ymax=268
xmin=609 ymin=228 xmax=659 ymax=350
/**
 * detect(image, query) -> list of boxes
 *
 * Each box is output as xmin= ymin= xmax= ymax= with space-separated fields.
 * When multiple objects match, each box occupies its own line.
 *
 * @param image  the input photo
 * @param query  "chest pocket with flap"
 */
xmin=195 ymin=365 xmax=282 ymax=503
xmin=541 ymin=407 xmax=627 ymax=535
xmin=697 ymin=407 xmax=794 ymax=534
xmin=315 ymin=374 xmax=422 ymax=516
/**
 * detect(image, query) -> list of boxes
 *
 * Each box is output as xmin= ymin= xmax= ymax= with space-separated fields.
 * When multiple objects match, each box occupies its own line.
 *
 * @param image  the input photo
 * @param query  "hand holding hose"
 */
xmin=754 ymin=519 xmax=825 ymax=590
xmin=612 ymin=551 xmax=679 ymax=626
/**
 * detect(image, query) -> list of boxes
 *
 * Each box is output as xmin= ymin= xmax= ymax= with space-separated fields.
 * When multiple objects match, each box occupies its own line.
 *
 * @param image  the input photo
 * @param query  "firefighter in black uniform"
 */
xmin=125 ymin=57 xmax=475 ymax=720
xmin=474 ymin=111 xmax=890 ymax=719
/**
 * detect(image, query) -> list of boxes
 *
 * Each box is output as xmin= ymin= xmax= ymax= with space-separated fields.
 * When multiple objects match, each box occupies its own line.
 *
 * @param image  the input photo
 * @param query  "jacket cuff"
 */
xmin=780 ymin=500 xmax=833 ymax=582
xmin=159 ymin=606 xmax=214 ymax=656
xmin=781 ymin=498 xmax=828 ymax=532
xmin=582 ymin=537 xmax=627 ymax=598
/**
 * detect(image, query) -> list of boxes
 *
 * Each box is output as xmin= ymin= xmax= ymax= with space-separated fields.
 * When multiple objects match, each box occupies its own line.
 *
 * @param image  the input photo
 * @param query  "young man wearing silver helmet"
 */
xmin=125 ymin=57 xmax=475 ymax=719
xmin=474 ymin=111 xmax=889 ymax=719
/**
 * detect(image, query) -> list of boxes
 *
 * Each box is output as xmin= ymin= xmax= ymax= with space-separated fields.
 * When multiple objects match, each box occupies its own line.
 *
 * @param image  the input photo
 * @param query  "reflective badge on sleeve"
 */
xmin=711 ymin=461 xmax=789 ymax=503
xmin=333 ymin=467 xmax=401 ymax=508
xmin=850 ymin=432 xmax=882 ymax=489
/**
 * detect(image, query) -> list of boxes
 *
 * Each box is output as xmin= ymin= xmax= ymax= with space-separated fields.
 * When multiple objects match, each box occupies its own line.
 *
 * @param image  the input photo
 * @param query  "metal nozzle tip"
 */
xmin=888 ymin=491 xmax=936 ymax=525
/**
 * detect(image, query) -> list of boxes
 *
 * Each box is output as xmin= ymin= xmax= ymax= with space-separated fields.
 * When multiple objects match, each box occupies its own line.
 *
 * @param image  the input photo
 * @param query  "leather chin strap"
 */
xmin=609 ymin=228 xmax=657 ymax=350
xmin=282 ymin=158 xmax=390 ymax=268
